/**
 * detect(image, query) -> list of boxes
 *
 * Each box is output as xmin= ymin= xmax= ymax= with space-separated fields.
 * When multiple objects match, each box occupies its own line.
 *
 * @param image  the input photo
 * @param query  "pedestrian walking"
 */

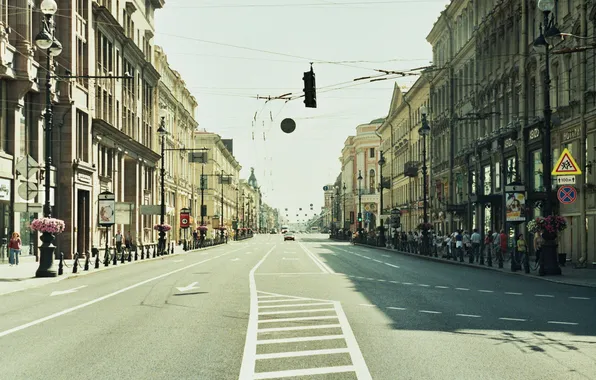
xmin=8 ymin=232 xmax=22 ymax=266
xmin=533 ymin=231 xmax=544 ymax=264
xmin=114 ymin=229 xmax=123 ymax=254
xmin=471 ymin=228 xmax=481 ymax=263
xmin=517 ymin=233 xmax=528 ymax=272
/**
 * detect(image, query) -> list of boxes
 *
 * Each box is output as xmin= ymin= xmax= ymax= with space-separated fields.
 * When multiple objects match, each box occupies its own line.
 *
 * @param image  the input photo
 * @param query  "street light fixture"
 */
xmin=419 ymin=106 xmax=431 ymax=256
xmin=357 ymin=170 xmax=363 ymax=242
xmin=157 ymin=117 xmax=167 ymax=256
xmin=534 ymin=0 xmax=562 ymax=276
xmin=378 ymin=152 xmax=386 ymax=247
xmin=342 ymin=183 xmax=347 ymax=237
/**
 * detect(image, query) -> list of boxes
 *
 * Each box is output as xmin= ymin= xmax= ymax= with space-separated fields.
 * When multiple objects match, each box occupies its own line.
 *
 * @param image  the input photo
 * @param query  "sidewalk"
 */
xmin=355 ymin=243 xmax=596 ymax=288
xmin=0 ymin=243 xmax=217 ymax=296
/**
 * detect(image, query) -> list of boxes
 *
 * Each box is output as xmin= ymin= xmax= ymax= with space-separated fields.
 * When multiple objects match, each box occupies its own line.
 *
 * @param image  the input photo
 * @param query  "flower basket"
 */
xmin=527 ymin=216 xmax=567 ymax=235
xmin=30 ymin=217 xmax=66 ymax=234
xmin=153 ymin=223 xmax=172 ymax=232
xmin=416 ymin=222 xmax=433 ymax=231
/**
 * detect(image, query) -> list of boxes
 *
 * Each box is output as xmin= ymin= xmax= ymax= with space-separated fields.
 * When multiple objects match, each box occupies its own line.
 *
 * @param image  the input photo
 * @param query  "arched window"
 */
xmin=369 ymin=169 xmax=375 ymax=193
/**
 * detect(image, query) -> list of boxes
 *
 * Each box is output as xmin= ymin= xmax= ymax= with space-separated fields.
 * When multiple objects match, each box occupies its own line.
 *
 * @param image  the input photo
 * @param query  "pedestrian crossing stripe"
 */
xmin=552 ymin=148 xmax=582 ymax=176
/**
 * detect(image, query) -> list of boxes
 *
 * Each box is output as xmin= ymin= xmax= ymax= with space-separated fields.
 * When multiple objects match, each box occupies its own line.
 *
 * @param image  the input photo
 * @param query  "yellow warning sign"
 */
xmin=552 ymin=148 xmax=582 ymax=176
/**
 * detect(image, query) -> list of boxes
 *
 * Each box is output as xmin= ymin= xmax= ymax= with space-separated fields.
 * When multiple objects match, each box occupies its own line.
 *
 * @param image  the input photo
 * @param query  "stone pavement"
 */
xmin=355 ymin=243 xmax=596 ymax=288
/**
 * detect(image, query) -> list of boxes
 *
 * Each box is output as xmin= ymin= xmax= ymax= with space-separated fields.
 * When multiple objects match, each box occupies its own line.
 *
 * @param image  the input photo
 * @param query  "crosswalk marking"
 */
xmin=258 ymin=302 xmax=332 ymax=309
xmin=257 ymin=324 xmax=341 ymax=333
xmin=255 ymin=348 xmax=349 ymax=360
xmin=253 ymin=365 xmax=356 ymax=379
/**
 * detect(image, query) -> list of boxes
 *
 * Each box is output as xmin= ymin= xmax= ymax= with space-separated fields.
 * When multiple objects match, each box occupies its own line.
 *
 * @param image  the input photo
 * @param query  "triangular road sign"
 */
xmin=552 ymin=148 xmax=582 ymax=176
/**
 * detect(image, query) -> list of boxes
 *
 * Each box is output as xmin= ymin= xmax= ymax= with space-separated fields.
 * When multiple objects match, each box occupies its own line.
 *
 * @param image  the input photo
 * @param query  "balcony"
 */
xmin=404 ymin=161 xmax=419 ymax=177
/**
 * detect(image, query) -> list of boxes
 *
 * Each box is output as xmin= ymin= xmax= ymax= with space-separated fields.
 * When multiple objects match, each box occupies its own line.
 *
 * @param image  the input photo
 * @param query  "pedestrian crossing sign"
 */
xmin=552 ymin=148 xmax=582 ymax=176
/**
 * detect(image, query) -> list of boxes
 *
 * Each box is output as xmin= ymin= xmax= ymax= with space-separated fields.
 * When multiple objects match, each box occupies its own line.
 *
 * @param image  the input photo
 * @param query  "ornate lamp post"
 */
xmin=358 ymin=170 xmax=363 ymax=242
xmin=378 ymin=152 xmax=386 ymax=247
xmin=34 ymin=0 xmax=62 ymax=277
xmin=342 ymin=183 xmax=347 ymax=239
xmin=419 ymin=106 xmax=431 ymax=256
xmin=534 ymin=0 xmax=562 ymax=275
xmin=157 ymin=117 xmax=167 ymax=255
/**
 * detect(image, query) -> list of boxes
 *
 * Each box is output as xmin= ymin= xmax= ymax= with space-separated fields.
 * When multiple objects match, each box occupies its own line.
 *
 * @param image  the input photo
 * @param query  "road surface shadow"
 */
xmin=173 ymin=291 xmax=209 ymax=296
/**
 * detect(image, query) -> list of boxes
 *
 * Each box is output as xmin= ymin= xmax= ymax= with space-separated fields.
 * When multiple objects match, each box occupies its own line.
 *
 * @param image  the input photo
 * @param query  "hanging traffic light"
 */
xmin=303 ymin=65 xmax=317 ymax=108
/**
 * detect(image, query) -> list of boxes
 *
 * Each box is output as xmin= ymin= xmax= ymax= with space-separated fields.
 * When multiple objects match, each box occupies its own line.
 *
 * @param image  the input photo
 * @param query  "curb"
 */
xmin=0 ymin=242 xmax=235 ymax=296
xmin=353 ymin=243 xmax=596 ymax=289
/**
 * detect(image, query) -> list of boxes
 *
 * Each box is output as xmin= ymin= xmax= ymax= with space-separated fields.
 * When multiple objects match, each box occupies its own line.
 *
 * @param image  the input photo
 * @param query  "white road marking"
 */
xmin=478 ymin=289 xmax=494 ymax=293
xmin=456 ymin=314 xmax=481 ymax=318
xmin=253 ymin=365 xmax=357 ymax=379
xmin=402 ymin=282 xmax=413 ymax=285
xmin=382 ymin=255 xmax=390 ymax=258
xmin=377 ymin=279 xmax=386 ymax=282
xmin=258 ymin=316 xmax=338 ymax=324
xmin=257 ymin=324 xmax=341 ymax=333
xmin=259 ymin=302 xmax=333 ymax=309
xmin=499 ymin=317 xmax=527 ymax=322
xmin=419 ymin=310 xmax=442 ymax=314
xmin=255 ymin=348 xmax=349 ymax=360
xmin=505 ymin=292 xmax=522 ymax=296
xmin=384 ymin=263 xmax=400 ymax=268
xmin=548 ymin=321 xmax=579 ymax=326
xmin=0 ymin=249 xmax=240 ymax=339
xmin=366 ymin=278 xmax=375 ymax=280
xmin=231 ymin=258 xmax=240 ymax=262
xmin=362 ymin=256 xmax=372 ymax=260
xmin=390 ymin=281 xmax=399 ymax=284
xmin=435 ymin=285 xmax=449 ymax=289
xmin=298 ymin=241 xmax=333 ymax=274
xmin=372 ymin=259 xmax=383 ymax=263
xmin=255 ymin=272 xmax=327 ymax=276
xmin=259 ymin=308 xmax=335 ymax=315
xmin=359 ymin=304 xmax=375 ymax=307
xmin=455 ymin=287 xmax=470 ymax=291
xmin=387 ymin=307 xmax=406 ymax=310
xmin=176 ymin=282 xmax=199 ymax=292
xmin=257 ymin=335 xmax=345 ymax=345
xmin=50 ymin=285 xmax=87 ymax=297
xmin=419 ymin=284 xmax=430 ymax=287
xmin=238 ymin=246 xmax=277 ymax=380
xmin=569 ymin=296 xmax=590 ymax=300
xmin=535 ymin=294 xmax=554 ymax=298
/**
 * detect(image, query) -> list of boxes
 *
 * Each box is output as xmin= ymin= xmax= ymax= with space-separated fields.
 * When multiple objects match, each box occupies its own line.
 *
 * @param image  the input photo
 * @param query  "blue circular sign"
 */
xmin=557 ymin=186 xmax=577 ymax=204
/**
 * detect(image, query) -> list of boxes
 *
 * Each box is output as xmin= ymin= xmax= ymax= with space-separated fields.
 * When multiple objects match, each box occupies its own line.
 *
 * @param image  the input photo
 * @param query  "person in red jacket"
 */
xmin=499 ymin=229 xmax=508 ymax=267
xmin=8 ymin=232 xmax=22 ymax=266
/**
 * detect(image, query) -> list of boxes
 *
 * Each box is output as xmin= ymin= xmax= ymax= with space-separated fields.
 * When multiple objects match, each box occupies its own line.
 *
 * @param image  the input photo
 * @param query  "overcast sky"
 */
xmin=155 ymin=0 xmax=449 ymax=223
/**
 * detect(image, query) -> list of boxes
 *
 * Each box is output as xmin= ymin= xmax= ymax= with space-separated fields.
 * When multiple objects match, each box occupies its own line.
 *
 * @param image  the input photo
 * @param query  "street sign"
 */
xmin=98 ymin=191 xmax=116 ymax=226
xmin=140 ymin=205 xmax=161 ymax=215
xmin=188 ymin=152 xmax=207 ymax=163
xmin=180 ymin=208 xmax=190 ymax=229
xmin=115 ymin=202 xmax=134 ymax=224
xmin=557 ymin=176 xmax=576 ymax=185
xmin=15 ymin=155 xmax=39 ymax=180
xmin=18 ymin=182 xmax=37 ymax=201
xmin=552 ymin=148 xmax=582 ymax=175
xmin=557 ymin=186 xmax=577 ymax=204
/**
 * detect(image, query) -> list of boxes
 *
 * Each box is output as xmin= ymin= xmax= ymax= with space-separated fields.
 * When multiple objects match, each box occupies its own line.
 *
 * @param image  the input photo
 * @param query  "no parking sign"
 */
xmin=557 ymin=186 xmax=577 ymax=205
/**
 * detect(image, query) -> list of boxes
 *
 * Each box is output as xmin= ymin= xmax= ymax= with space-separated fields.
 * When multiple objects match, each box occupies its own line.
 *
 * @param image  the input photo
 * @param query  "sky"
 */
xmin=155 ymin=0 xmax=450 ymax=223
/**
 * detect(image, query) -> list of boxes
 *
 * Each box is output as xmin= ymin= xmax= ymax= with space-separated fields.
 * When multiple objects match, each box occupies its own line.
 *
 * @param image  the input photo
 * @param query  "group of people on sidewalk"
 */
xmin=384 ymin=228 xmax=544 ymax=269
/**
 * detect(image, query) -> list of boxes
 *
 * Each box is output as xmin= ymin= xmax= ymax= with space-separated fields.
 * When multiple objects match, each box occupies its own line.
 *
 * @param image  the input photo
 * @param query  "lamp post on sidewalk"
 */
xmin=378 ymin=152 xmax=386 ymax=247
xmin=533 ymin=0 xmax=562 ymax=276
xmin=157 ymin=117 xmax=167 ymax=256
xmin=358 ymin=170 xmax=363 ymax=242
xmin=342 ymin=183 xmax=347 ymax=239
xmin=419 ymin=106 xmax=431 ymax=256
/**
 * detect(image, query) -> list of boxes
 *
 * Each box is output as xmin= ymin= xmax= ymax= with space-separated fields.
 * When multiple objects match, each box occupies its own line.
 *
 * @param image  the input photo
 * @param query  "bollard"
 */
xmin=134 ymin=248 xmax=138 ymax=261
xmin=140 ymin=245 xmax=145 ymax=260
xmin=113 ymin=246 xmax=118 ymax=266
xmin=171 ymin=242 xmax=174 ymax=255
xmin=153 ymin=245 xmax=156 ymax=258
xmin=58 ymin=252 xmax=64 ymax=275
xmin=105 ymin=248 xmax=109 ymax=267
xmin=84 ymin=253 xmax=90 ymax=271
xmin=73 ymin=252 xmax=79 ymax=274
xmin=95 ymin=252 xmax=100 ymax=269
xmin=121 ymin=247 xmax=125 ymax=264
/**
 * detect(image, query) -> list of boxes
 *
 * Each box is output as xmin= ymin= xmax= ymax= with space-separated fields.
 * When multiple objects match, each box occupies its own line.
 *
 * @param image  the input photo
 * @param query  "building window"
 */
xmin=369 ymin=148 xmax=375 ymax=158
xmin=532 ymin=150 xmax=543 ymax=191
xmin=483 ymin=166 xmax=491 ymax=195
xmin=494 ymin=163 xmax=501 ymax=190
xmin=76 ymin=110 xmax=89 ymax=161
xmin=369 ymin=169 xmax=375 ymax=193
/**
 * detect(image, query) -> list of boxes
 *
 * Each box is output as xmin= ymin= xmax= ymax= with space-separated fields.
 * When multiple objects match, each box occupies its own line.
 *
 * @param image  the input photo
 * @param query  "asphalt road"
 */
xmin=0 ymin=234 xmax=594 ymax=380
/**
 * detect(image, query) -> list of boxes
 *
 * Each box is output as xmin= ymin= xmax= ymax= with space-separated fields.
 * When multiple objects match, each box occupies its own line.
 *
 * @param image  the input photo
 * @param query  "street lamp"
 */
xmin=357 ymin=170 xmax=363 ymax=242
xmin=342 ymin=183 xmax=347 ymax=238
xmin=378 ymin=152 xmax=386 ymax=247
xmin=157 ymin=117 xmax=167 ymax=256
xmin=34 ymin=0 xmax=60 ymax=278
xmin=533 ymin=0 xmax=561 ymax=276
xmin=220 ymin=171 xmax=225 ymax=241
xmin=419 ymin=106 xmax=431 ymax=256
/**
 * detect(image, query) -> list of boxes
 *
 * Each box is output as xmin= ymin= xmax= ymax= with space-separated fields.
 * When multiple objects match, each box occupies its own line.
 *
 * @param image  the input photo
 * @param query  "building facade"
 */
xmin=339 ymin=119 xmax=383 ymax=233
xmin=378 ymin=79 xmax=430 ymax=233
xmin=193 ymin=130 xmax=241 ymax=233
xmin=155 ymin=45 xmax=199 ymax=245
xmin=426 ymin=0 xmax=596 ymax=266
